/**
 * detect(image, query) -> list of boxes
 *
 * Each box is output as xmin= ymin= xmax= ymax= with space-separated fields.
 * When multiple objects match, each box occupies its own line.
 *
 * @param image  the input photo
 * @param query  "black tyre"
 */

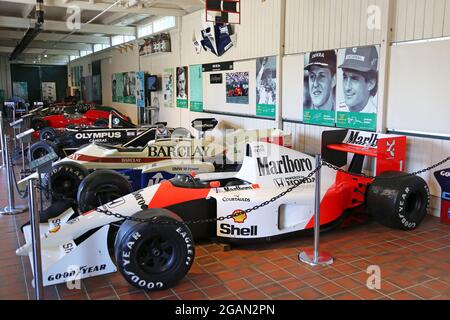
xmin=29 ymin=140 xmax=62 ymax=161
xmin=114 ymin=209 xmax=195 ymax=291
xmin=94 ymin=118 xmax=108 ymax=127
xmin=77 ymin=170 xmax=132 ymax=213
xmin=366 ymin=171 xmax=430 ymax=230
xmin=31 ymin=118 xmax=47 ymax=131
xmin=39 ymin=127 xmax=57 ymax=141
xmin=42 ymin=162 xmax=89 ymax=202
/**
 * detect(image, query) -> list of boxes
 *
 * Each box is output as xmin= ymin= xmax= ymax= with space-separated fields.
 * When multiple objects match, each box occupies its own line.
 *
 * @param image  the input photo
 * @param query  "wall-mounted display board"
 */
xmin=112 ymin=72 xmax=136 ymax=104
xmin=387 ymin=39 xmax=450 ymax=136
xmin=162 ymin=68 xmax=174 ymax=108
xmin=189 ymin=64 xmax=203 ymax=112
xmin=336 ymin=45 xmax=379 ymax=131
xmin=139 ymin=33 xmax=171 ymax=57
xmin=256 ymin=56 xmax=277 ymax=118
xmin=176 ymin=66 xmax=188 ymax=108
xmin=42 ymin=82 xmax=56 ymax=103
xmin=283 ymin=45 xmax=380 ymax=131
xmin=13 ymin=82 xmax=28 ymax=101
xmin=136 ymin=71 xmax=145 ymax=108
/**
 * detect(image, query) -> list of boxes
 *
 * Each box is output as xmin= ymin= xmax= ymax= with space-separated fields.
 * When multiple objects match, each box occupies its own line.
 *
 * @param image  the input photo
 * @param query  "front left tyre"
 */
xmin=42 ymin=162 xmax=89 ymax=202
xmin=114 ymin=209 xmax=195 ymax=291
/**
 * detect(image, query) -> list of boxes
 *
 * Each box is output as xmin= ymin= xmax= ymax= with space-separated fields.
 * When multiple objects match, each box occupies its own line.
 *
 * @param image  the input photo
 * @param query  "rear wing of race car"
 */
xmin=321 ymin=129 xmax=406 ymax=176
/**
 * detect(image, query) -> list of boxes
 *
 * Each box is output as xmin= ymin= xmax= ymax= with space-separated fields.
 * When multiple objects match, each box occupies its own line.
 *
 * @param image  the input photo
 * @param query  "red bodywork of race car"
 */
xmin=41 ymin=109 xmax=123 ymax=128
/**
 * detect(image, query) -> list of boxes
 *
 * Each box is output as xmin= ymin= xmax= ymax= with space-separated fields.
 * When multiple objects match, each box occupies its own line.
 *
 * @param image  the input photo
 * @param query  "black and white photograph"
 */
xmin=303 ymin=50 xmax=337 ymax=111
xmin=256 ymin=56 xmax=277 ymax=106
xmin=337 ymin=45 xmax=379 ymax=114
xmin=176 ymin=66 xmax=188 ymax=100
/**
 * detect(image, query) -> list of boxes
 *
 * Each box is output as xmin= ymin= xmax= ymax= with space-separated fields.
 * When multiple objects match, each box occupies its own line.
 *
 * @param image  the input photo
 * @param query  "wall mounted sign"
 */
xmin=210 ymin=74 xmax=223 ymax=84
xmin=202 ymin=61 xmax=234 ymax=72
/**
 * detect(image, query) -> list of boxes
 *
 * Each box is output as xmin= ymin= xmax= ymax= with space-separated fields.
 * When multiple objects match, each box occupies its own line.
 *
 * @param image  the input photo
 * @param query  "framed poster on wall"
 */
xmin=12 ymin=82 xmax=28 ymax=101
xmin=176 ymin=66 xmax=188 ymax=109
xmin=135 ymin=71 xmax=145 ymax=108
xmin=303 ymin=50 xmax=337 ymax=126
xmin=226 ymin=72 xmax=249 ymax=104
xmin=256 ymin=56 xmax=276 ymax=118
xmin=162 ymin=68 xmax=174 ymax=108
xmin=42 ymin=82 xmax=56 ymax=103
xmin=336 ymin=45 xmax=379 ymax=131
xmin=189 ymin=64 xmax=203 ymax=112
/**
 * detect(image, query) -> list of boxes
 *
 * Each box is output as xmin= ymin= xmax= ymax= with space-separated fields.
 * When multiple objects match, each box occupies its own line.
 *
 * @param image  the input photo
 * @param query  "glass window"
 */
xmin=111 ymin=35 xmax=124 ymax=46
xmin=153 ymin=16 xmax=175 ymax=33
xmin=138 ymin=23 xmax=153 ymax=38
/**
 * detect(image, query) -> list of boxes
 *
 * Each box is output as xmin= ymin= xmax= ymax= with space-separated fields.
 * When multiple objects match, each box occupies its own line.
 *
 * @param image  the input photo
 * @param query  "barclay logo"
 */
xmin=75 ymin=132 xmax=122 ymax=140
xmin=346 ymin=131 xmax=378 ymax=148
xmin=148 ymin=145 xmax=211 ymax=158
xmin=257 ymin=156 xmax=313 ymax=177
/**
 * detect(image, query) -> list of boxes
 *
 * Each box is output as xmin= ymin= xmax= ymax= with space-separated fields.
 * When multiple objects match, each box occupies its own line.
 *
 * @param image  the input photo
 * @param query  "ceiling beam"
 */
xmin=0 ymin=16 xmax=136 ymax=35
xmin=0 ymin=39 xmax=92 ymax=51
xmin=0 ymin=30 xmax=110 ymax=44
xmin=101 ymin=12 xmax=129 ymax=25
xmin=0 ymin=46 xmax=79 ymax=56
xmin=1 ymin=0 xmax=186 ymax=16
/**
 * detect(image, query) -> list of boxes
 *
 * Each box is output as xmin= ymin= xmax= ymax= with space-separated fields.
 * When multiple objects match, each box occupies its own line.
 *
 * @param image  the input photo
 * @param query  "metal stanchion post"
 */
xmin=0 ymin=135 xmax=28 ymax=215
xmin=299 ymin=155 xmax=334 ymax=266
xmin=28 ymin=178 xmax=44 ymax=300
xmin=0 ymin=112 xmax=5 ymax=168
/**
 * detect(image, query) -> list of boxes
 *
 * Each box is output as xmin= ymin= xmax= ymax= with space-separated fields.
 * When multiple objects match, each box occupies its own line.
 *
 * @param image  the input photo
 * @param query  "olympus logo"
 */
xmin=75 ymin=132 xmax=121 ymax=140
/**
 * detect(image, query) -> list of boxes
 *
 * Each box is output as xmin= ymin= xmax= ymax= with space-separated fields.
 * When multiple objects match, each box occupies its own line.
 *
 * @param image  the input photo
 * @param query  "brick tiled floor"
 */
xmin=0 ymin=168 xmax=449 ymax=300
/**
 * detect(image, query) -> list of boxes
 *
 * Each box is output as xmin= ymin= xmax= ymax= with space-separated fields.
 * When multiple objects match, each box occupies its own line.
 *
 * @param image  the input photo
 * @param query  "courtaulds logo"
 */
xmin=232 ymin=209 xmax=247 ymax=223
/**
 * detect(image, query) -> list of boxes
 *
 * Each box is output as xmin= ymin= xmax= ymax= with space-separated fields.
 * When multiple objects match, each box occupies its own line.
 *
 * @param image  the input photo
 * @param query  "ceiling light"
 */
xmin=44 ymin=54 xmax=48 ymax=58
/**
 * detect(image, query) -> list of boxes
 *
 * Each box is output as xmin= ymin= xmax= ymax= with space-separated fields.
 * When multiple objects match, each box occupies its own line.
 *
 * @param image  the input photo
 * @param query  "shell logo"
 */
xmin=232 ymin=209 xmax=247 ymax=224
xmin=49 ymin=226 xmax=61 ymax=233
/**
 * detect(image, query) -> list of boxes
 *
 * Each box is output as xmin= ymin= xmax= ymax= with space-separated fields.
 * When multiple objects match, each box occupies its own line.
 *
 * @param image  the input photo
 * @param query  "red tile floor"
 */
xmin=0 ymin=168 xmax=449 ymax=300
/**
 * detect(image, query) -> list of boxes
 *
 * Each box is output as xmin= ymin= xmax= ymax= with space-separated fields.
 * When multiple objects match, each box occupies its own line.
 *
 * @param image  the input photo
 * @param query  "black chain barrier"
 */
xmin=6 ymin=155 xmax=450 ymax=224
xmin=92 ymin=156 xmax=450 ymax=226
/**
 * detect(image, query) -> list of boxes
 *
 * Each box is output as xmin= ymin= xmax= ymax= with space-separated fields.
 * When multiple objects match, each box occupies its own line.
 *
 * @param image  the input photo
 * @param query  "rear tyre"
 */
xmin=29 ymin=140 xmax=61 ymax=161
xmin=114 ymin=209 xmax=195 ymax=291
xmin=39 ymin=127 xmax=57 ymax=141
xmin=366 ymin=171 xmax=430 ymax=230
xmin=77 ymin=170 xmax=132 ymax=213
xmin=42 ymin=162 xmax=89 ymax=202
xmin=94 ymin=118 xmax=108 ymax=127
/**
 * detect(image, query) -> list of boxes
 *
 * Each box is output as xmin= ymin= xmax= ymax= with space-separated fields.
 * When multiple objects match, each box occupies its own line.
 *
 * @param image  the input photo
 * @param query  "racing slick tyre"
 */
xmin=31 ymin=118 xmax=47 ymax=131
xmin=39 ymin=127 xmax=57 ymax=141
xmin=42 ymin=162 xmax=89 ymax=202
xmin=366 ymin=171 xmax=430 ymax=230
xmin=94 ymin=118 xmax=108 ymax=127
xmin=77 ymin=170 xmax=133 ymax=213
xmin=29 ymin=140 xmax=62 ymax=161
xmin=114 ymin=209 xmax=195 ymax=291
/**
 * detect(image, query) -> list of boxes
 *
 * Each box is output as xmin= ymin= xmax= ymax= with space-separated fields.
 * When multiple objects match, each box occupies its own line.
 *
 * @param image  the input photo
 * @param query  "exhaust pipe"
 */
xmin=10 ymin=0 xmax=44 ymax=61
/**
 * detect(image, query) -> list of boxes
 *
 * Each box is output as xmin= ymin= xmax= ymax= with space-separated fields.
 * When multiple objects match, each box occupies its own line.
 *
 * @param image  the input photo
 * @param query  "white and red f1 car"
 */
xmin=17 ymin=129 xmax=429 ymax=291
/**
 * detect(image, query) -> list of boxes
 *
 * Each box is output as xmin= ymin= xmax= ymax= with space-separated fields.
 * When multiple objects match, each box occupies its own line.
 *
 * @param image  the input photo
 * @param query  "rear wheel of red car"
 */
xmin=42 ymin=162 xmax=89 ymax=202
xmin=114 ymin=210 xmax=195 ymax=291
xmin=31 ymin=118 xmax=47 ymax=131
xmin=366 ymin=171 xmax=430 ymax=230
xmin=77 ymin=170 xmax=132 ymax=213
xmin=94 ymin=118 xmax=108 ymax=127
xmin=39 ymin=127 xmax=56 ymax=141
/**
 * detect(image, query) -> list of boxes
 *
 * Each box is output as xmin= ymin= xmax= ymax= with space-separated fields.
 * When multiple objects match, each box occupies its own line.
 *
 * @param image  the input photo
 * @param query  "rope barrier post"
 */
xmin=28 ymin=178 xmax=44 ymax=300
xmin=299 ymin=154 xmax=334 ymax=266
xmin=0 ymin=135 xmax=28 ymax=215
xmin=0 ymin=112 xmax=5 ymax=168
xmin=16 ymin=129 xmax=34 ymax=178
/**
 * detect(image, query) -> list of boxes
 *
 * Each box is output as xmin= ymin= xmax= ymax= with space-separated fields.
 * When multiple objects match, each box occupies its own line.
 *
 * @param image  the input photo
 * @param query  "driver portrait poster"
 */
xmin=162 ymin=68 xmax=174 ymax=108
xmin=336 ymin=45 xmax=380 ymax=131
xmin=189 ymin=64 xmax=203 ymax=112
xmin=303 ymin=50 xmax=337 ymax=127
xmin=256 ymin=56 xmax=277 ymax=118
xmin=176 ymin=66 xmax=188 ymax=109
xmin=135 ymin=71 xmax=145 ymax=108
